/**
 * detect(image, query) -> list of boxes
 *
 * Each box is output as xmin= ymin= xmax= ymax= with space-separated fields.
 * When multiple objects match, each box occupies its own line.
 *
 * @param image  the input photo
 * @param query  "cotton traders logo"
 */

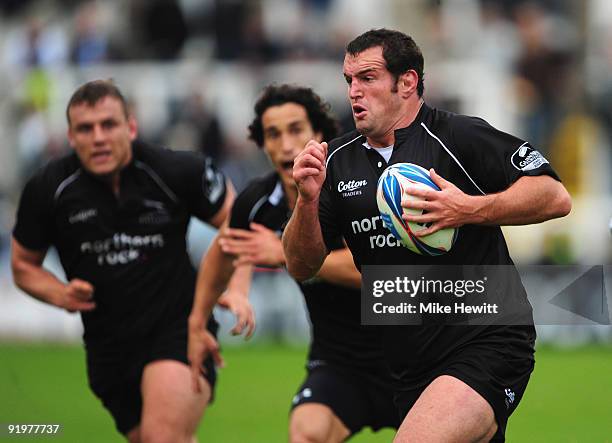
xmin=338 ymin=179 xmax=367 ymax=197
xmin=511 ymin=143 xmax=549 ymax=171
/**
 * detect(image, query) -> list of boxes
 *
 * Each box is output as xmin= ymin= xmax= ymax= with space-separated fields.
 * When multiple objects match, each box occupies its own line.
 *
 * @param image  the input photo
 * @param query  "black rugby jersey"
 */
xmin=230 ymin=172 xmax=388 ymax=371
xmin=319 ymin=104 xmax=553 ymax=383
xmin=13 ymin=140 xmax=227 ymax=348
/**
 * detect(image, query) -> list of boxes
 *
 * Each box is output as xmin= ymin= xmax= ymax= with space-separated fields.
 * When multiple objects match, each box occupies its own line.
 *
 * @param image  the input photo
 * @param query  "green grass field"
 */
xmin=0 ymin=343 xmax=610 ymax=442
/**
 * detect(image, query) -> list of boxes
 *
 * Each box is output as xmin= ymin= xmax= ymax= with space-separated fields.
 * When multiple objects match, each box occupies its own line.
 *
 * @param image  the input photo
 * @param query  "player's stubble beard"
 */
xmin=354 ymin=82 xmax=401 ymax=138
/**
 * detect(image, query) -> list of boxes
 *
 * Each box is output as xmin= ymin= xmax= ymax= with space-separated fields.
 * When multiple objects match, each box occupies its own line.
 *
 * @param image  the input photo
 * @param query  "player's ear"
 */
xmin=314 ymin=131 xmax=323 ymax=143
xmin=66 ymin=127 xmax=76 ymax=149
xmin=398 ymin=70 xmax=418 ymax=99
xmin=127 ymin=115 xmax=138 ymax=141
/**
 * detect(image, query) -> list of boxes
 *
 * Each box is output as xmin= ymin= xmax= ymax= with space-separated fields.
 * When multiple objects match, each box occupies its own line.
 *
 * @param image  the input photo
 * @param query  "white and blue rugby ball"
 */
xmin=376 ymin=162 xmax=457 ymax=256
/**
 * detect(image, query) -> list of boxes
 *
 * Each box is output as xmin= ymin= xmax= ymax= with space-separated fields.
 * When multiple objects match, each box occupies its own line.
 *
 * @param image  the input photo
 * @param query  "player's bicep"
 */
xmin=318 ymin=175 xmax=343 ymax=251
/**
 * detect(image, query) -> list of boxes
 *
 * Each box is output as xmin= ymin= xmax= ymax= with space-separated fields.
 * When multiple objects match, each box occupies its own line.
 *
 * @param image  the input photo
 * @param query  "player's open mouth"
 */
xmin=352 ymin=104 xmax=367 ymax=119
xmin=281 ymin=160 xmax=294 ymax=171
xmin=91 ymin=151 xmax=112 ymax=163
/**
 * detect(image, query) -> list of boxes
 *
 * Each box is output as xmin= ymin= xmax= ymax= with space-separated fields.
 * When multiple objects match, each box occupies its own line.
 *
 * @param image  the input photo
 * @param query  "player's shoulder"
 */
xmin=328 ymin=129 xmax=363 ymax=151
xmin=421 ymin=105 xmax=458 ymax=132
xmin=22 ymin=151 xmax=81 ymax=197
xmin=326 ymin=130 xmax=364 ymax=165
xmin=423 ymin=105 xmax=492 ymax=141
xmin=131 ymin=140 xmax=216 ymax=197
xmin=434 ymin=107 xmax=490 ymax=132
xmin=132 ymin=139 xmax=204 ymax=171
xmin=234 ymin=171 xmax=279 ymax=211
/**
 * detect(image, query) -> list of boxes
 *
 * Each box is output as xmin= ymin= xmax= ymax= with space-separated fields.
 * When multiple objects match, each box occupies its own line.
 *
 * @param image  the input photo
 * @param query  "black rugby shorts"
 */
xmin=394 ymin=331 xmax=534 ymax=442
xmin=290 ymin=362 xmax=400 ymax=435
xmin=86 ymin=319 xmax=218 ymax=435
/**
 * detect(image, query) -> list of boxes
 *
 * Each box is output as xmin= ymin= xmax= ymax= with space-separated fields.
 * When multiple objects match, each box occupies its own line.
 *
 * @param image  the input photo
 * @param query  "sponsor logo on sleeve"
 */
xmin=504 ymin=388 xmax=516 ymax=409
xmin=203 ymin=158 xmax=224 ymax=204
xmin=511 ymin=143 xmax=549 ymax=171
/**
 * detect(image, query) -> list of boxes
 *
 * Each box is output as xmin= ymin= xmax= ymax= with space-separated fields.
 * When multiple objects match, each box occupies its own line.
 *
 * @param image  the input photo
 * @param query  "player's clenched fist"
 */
xmin=293 ymin=140 xmax=328 ymax=202
xmin=60 ymin=278 xmax=96 ymax=313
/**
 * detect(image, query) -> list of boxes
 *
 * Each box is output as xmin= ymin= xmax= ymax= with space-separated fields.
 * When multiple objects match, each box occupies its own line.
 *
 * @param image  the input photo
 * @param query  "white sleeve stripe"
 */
xmin=248 ymin=180 xmax=283 ymax=222
xmin=420 ymin=123 xmax=486 ymax=195
xmin=325 ymin=134 xmax=364 ymax=168
xmin=54 ymin=169 xmax=82 ymax=201
xmin=247 ymin=195 xmax=268 ymax=223
xmin=135 ymin=160 xmax=179 ymax=203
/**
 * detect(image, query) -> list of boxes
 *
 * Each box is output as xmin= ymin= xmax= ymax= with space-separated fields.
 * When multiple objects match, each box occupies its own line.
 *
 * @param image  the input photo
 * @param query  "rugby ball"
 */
xmin=376 ymin=163 xmax=457 ymax=255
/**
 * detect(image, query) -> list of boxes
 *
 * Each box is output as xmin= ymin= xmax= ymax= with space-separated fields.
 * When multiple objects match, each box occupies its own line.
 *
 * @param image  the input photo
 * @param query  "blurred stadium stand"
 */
xmin=0 ymin=0 xmax=610 ymax=343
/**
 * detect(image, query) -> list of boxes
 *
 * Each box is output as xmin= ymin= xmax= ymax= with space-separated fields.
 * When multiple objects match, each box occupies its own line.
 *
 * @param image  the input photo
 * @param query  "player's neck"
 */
xmin=111 ymin=174 xmax=121 ymax=197
xmin=110 ymin=149 xmax=132 ymax=197
xmin=366 ymin=97 xmax=424 ymax=147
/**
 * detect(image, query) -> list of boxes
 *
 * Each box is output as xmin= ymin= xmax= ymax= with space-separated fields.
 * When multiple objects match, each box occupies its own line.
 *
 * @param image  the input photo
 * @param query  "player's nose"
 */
xmin=349 ymin=80 xmax=363 ymax=99
xmin=280 ymin=134 xmax=296 ymax=154
xmin=92 ymin=124 xmax=106 ymax=143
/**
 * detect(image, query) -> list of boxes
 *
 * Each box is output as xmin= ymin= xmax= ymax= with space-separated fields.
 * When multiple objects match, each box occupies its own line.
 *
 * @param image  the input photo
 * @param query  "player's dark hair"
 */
xmin=248 ymin=84 xmax=340 ymax=147
xmin=346 ymin=28 xmax=425 ymax=96
xmin=66 ymin=79 xmax=129 ymax=124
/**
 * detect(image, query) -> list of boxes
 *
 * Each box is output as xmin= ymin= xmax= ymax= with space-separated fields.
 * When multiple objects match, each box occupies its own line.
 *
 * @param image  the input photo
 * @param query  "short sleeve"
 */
xmin=13 ymin=174 xmax=54 ymax=251
xmin=319 ymin=173 xmax=344 ymax=251
xmin=167 ymin=150 xmax=228 ymax=222
xmin=229 ymin=184 xmax=259 ymax=230
xmin=450 ymin=115 xmax=561 ymax=194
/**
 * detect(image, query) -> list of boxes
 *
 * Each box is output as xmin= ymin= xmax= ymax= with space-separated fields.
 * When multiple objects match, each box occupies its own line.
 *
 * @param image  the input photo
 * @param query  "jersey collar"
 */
xmin=393 ymin=101 xmax=430 ymax=145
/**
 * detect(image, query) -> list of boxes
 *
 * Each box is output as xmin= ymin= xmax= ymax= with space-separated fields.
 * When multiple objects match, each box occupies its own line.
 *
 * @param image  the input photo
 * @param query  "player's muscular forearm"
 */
xmin=471 ymin=175 xmax=571 ymax=226
xmin=189 ymin=236 xmax=235 ymax=328
xmin=283 ymin=198 xmax=328 ymax=281
xmin=404 ymin=171 xmax=571 ymax=236
xmin=189 ymin=232 xmax=255 ymax=392
xmin=283 ymin=139 xmax=330 ymax=281
xmin=11 ymin=238 xmax=96 ymax=312
xmin=13 ymin=259 xmax=67 ymax=305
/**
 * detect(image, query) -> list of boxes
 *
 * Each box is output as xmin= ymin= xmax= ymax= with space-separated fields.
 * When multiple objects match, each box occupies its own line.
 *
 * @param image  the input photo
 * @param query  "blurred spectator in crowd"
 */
xmin=70 ymin=1 xmax=109 ymax=66
xmin=128 ymin=0 xmax=188 ymax=59
xmin=477 ymin=0 xmax=521 ymax=71
xmin=591 ymin=30 xmax=612 ymax=193
xmin=213 ymin=0 xmax=280 ymax=62
xmin=213 ymin=0 xmax=249 ymax=60
xmin=512 ymin=1 xmax=576 ymax=154
xmin=3 ymin=17 xmax=68 ymax=69
xmin=166 ymin=91 xmax=226 ymax=163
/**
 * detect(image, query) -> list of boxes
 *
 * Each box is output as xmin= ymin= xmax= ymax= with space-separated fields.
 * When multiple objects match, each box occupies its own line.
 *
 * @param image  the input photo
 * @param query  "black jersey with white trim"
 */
xmin=320 ymin=103 xmax=559 ymax=267
xmin=230 ymin=172 xmax=388 ymax=371
xmin=13 ymin=140 xmax=227 ymax=348
xmin=320 ymin=104 xmax=553 ymax=382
